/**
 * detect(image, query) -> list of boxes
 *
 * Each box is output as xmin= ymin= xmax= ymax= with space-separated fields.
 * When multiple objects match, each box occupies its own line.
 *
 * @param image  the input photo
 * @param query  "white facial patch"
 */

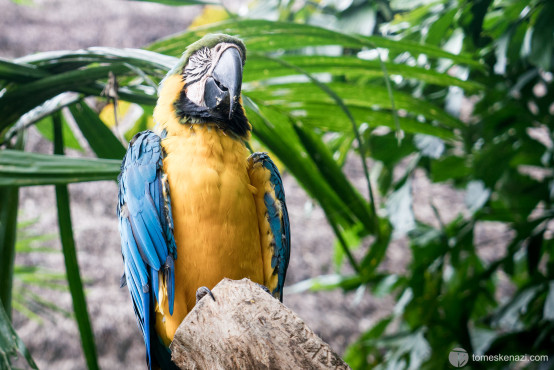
xmin=183 ymin=46 xmax=212 ymax=107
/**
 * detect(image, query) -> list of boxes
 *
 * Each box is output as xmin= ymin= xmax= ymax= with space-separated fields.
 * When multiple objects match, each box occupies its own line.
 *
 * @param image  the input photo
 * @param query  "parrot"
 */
xmin=116 ymin=34 xmax=291 ymax=369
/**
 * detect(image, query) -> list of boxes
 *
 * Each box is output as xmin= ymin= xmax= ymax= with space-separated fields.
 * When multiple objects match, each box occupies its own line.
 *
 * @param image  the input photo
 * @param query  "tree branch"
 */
xmin=171 ymin=278 xmax=351 ymax=370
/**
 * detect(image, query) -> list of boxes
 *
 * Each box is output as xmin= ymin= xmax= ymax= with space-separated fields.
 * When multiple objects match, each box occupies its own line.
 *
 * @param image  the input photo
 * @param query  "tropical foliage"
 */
xmin=1 ymin=0 xmax=553 ymax=369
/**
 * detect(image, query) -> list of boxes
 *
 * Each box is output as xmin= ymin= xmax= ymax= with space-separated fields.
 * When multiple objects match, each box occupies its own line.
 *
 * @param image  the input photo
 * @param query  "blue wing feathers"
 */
xmin=128 ymin=215 xmax=162 ymax=270
xmin=121 ymin=220 xmax=149 ymax=289
xmin=143 ymin=192 xmax=169 ymax=260
xmin=124 ymin=263 xmax=141 ymax=313
xmin=141 ymin=291 xmax=151 ymax=367
xmin=150 ymin=266 xmax=160 ymax=304
xmin=164 ymin=255 xmax=175 ymax=315
xmin=117 ymin=130 xmax=177 ymax=369
xmin=255 ymin=153 xmax=291 ymax=301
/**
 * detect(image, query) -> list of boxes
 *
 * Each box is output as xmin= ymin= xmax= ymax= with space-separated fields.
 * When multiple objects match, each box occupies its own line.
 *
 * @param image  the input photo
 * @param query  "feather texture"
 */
xmin=248 ymin=152 xmax=291 ymax=301
xmin=117 ymin=131 xmax=177 ymax=369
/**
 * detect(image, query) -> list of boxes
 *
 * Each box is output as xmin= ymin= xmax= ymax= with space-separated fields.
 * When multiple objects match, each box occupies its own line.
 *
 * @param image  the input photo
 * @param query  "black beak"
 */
xmin=204 ymin=47 xmax=243 ymax=119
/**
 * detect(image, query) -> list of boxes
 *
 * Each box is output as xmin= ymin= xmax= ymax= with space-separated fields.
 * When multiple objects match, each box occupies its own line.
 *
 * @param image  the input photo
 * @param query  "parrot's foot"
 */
xmin=196 ymin=286 xmax=216 ymax=303
xmin=247 ymin=152 xmax=269 ymax=167
xmin=255 ymin=283 xmax=271 ymax=295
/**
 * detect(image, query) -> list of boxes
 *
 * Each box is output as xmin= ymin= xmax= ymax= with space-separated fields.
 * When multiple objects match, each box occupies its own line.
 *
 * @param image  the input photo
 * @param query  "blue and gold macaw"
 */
xmin=117 ymin=34 xmax=291 ymax=369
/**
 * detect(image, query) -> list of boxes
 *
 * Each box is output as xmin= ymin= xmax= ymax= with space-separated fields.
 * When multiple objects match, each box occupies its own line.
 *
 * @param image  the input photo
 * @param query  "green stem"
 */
xmin=0 ymin=186 xmax=19 ymax=320
xmin=53 ymin=113 xmax=99 ymax=370
xmin=0 ymin=129 xmax=24 ymax=320
xmin=327 ymin=214 xmax=361 ymax=275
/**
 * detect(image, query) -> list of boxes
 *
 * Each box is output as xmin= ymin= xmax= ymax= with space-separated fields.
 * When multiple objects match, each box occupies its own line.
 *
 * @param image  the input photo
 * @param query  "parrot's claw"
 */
xmin=196 ymin=286 xmax=216 ymax=303
xmin=255 ymin=283 xmax=271 ymax=295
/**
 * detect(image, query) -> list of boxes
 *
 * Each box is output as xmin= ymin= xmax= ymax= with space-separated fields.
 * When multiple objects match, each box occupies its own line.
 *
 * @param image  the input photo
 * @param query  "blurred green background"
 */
xmin=1 ymin=0 xmax=553 ymax=369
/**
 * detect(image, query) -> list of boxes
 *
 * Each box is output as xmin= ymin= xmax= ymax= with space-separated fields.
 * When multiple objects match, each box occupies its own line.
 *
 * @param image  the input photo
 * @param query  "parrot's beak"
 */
xmin=204 ymin=47 xmax=243 ymax=119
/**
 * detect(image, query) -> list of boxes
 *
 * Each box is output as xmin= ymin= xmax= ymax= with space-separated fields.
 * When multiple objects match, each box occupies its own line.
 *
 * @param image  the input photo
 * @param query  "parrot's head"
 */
xmin=159 ymin=33 xmax=249 ymax=137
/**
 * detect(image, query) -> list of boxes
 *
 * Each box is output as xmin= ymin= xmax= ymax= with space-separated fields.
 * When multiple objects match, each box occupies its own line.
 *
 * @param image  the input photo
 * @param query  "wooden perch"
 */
xmin=170 ymin=278 xmax=351 ymax=370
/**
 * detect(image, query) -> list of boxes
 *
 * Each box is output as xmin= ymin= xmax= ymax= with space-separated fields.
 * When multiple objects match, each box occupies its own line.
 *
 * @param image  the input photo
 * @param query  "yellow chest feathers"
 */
xmin=161 ymin=125 xmax=264 ymax=299
xmin=161 ymin=125 xmax=255 ymax=225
